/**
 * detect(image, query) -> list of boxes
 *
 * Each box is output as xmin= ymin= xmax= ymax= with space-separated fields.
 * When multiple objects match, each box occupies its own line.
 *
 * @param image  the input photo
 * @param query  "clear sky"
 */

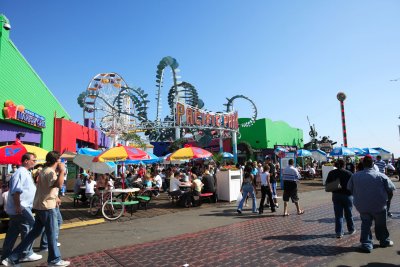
xmin=2 ymin=1 xmax=400 ymax=156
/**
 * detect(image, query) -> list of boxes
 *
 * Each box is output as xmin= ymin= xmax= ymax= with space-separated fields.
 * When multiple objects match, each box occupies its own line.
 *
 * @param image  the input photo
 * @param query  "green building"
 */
xmin=0 ymin=15 xmax=70 ymax=150
xmin=238 ymin=117 xmax=303 ymax=160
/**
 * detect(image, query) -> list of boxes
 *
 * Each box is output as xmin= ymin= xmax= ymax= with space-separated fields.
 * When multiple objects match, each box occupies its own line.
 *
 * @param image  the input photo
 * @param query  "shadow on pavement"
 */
xmin=278 ymin=244 xmax=357 ymax=256
xmin=264 ymin=233 xmax=334 ymax=241
xmin=359 ymin=264 xmax=400 ymax=267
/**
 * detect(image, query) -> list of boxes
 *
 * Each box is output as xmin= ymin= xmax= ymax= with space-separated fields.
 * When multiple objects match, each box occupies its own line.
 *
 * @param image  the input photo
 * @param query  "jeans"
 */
xmin=259 ymin=185 xmax=275 ymax=213
xmin=9 ymin=209 xmax=62 ymax=264
xmin=271 ymin=182 xmax=277 ymax=198
xmin=40 ymin=206 xmax=63 ymax=250
xmin=332 ymin=193 xmax=354 ymax=235
xmin=237 ymin=184 xmax=257 ymax=212
xmin=359 ymin=209 xmax=390 ymax=251
xmin=1 ymin=208 xmax=35 ymax=261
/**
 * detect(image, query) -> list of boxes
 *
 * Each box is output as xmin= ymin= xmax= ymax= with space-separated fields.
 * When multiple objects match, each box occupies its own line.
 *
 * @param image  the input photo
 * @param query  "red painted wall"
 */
xmin=54 ymin=118 xmax=98 ymax=153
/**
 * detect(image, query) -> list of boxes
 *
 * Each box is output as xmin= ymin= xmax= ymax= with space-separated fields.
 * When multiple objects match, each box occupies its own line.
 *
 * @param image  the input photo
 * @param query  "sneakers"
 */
xmin=236 ymin=209 xmax=242 ymax=214
xmin=336 ymin=234 xmax=343 ymax=239
xmin=1 ymin=258 xmax=21 ymax=267
xmin=20 ymin=252 xmax=43 ymax=262
xmin=57 ymin=242 xmax=61 ymax=247
xmin=387 ymin=212 xmax=393 ymax=218
xmin=380 ymin=240 xmax=394 ymax=248
xmin=48 ymin=260 xmax=70 ymax=267
xmin=348 ymin=229 xmax=356 ymax=235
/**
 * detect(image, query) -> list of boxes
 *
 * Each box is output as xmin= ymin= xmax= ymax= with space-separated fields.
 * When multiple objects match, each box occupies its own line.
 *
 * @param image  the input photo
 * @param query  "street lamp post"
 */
xmin=337 ymin=92 xmax=348 ymax=147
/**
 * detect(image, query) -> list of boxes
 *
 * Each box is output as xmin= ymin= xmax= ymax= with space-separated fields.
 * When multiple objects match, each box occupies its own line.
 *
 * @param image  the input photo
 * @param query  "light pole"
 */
xmin=337 ymin=92 xmax=348 ymax=147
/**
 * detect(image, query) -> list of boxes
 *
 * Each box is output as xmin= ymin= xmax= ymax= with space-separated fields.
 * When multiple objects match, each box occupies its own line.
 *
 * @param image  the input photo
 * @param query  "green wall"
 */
xmin=0 ymin=15 xmax=70 ymax=150
xmin=238 ymin=117 xmax=304 ymax=149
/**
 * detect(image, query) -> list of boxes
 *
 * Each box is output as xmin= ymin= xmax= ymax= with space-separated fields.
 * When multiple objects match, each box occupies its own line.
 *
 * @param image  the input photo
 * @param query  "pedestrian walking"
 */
xmin=237 ymin=166 xmax=257 ymax=214
xmin=347 ymin=155 xmax=396 ymax=253
xmin=1 ymin=153 xmax=43 ymax=265
xmin=3 ymin=151 xmax=70 ymax=266
xmin=258 ymin=165 xmax=276 ymax=214
xmin=325 ymin=159 xmax=355 ymax=238
xmin=282 ymin=159 xmax=304 ymax=216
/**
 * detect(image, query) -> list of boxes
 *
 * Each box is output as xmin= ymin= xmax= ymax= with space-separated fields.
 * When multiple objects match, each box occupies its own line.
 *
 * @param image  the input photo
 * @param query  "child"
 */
xmin=85 ymin=175 xmax=96 ymax=199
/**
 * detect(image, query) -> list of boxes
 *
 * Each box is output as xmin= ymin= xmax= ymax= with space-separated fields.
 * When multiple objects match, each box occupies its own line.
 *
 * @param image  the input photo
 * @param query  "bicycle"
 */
xmin=89 ymin=188 xmax=110 ymax=216
xmin=101 ymin=188 xmax=139 ymax=221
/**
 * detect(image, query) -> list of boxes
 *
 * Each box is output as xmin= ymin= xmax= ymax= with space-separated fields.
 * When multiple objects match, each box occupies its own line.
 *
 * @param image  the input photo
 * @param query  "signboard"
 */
xmin=175 ymin=101 xmax=238 ymax=130
xmin=3 ymin=100 xmax=46 ymax=128
xmin=279 ymin=152 xmax=296 ymax=189
xmin=274 ymin=145 xmax=297 ymax=152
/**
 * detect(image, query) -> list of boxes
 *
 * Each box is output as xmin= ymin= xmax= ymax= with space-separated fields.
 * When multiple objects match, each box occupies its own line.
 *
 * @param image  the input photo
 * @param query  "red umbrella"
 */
xmin=0 ymin=144 xmax=27 ymax=165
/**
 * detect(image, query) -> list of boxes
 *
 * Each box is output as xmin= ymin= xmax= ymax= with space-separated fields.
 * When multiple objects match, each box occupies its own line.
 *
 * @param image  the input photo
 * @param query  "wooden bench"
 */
xmin=200 ymin=192 xmax=215 ymax=203
xmin=135 ymin=196 xmax=151 ymax=210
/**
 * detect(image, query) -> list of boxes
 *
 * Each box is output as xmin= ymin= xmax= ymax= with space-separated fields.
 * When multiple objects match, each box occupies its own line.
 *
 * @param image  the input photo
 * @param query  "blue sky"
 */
xmin=2 ymin=1 xmax=400 ymax=156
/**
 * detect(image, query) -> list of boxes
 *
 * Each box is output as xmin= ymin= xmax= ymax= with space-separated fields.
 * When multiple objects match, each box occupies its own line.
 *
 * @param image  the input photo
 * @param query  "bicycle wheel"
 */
xmin=89 ymin=195 xmax=101 ymax=216
xmin=101 ymin=197 xmax=124 ymax=221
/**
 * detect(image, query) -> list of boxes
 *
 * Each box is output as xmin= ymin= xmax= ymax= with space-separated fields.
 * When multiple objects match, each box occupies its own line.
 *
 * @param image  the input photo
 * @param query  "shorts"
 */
xmin=282 ymin=180 xmax=299 ymax=202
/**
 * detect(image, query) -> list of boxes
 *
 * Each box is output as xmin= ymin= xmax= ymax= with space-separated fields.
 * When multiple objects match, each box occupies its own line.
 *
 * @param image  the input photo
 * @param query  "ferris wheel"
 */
xmin=82 ymin=73 xmax=134 ymax=135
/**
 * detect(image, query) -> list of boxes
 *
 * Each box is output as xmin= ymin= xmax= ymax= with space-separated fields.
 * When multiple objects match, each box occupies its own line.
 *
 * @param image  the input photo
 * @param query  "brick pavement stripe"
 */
xmin=64 ymin=190 xmax=400 ymax=266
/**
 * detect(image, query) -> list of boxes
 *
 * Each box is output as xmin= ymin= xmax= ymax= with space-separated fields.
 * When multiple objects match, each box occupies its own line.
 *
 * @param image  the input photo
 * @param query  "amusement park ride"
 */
xmin=77 ymin=56 xmax=257 ymax=162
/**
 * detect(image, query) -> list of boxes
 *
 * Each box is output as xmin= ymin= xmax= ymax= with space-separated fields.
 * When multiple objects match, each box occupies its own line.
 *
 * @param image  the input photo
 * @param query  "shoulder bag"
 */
xmin=325 ymin=178 xmax=341 ymax=192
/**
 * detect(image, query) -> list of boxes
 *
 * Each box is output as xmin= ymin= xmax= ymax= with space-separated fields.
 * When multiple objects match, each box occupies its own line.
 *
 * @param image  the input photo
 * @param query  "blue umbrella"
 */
xmin=372 ymin=147 xmax=392 ymax=160
xmin=349 ymin=147 xmax=365 ymax=156
xmin=329 ymin=147 xmax=355 ymax=157
xmin=221 ymin=152 xmax=234 ymax=159
xmin=297 ymin=149 xmax=312 ymax=157
xmin=372 ymin=147 xmax=391 ymax=154
xmin=362 ymin=148 xmax=380 ymax=156
xmin=77 ymin=147 xmax=103 ymax=156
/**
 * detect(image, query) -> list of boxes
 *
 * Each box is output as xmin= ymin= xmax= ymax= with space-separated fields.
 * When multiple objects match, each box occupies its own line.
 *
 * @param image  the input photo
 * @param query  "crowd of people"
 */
xmin=1 ymin=151 xmax=70 ymax=266
xmin=0 ymin=150 xmax=397 ymax=265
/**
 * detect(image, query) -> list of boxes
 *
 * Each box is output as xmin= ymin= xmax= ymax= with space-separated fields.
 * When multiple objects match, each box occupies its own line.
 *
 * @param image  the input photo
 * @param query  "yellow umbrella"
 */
xmin=24 ymin=145 xmax=48 ymax=163
xmin=168 ymin=146 xmax=212 ymax=160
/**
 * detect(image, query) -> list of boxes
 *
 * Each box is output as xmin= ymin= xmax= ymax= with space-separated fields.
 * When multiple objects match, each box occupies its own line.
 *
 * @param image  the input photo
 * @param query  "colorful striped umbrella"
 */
xmin=118 ymin=151 xmax=161 ymax=164
xmin=0 ymin=144 xmax=48 ymax=165
xmin=167 ymin=147 xmax=212 ymax=160
xmin=93 ymin=145 xmax=150 ymax=162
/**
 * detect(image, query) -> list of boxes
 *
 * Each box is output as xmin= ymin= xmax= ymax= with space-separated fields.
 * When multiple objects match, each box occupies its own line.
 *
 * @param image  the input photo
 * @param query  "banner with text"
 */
xmin=175 ymin=101 xmax=238 ymax=130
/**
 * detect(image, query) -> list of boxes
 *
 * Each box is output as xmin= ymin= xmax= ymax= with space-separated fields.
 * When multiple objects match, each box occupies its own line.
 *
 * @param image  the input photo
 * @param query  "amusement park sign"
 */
xmin=175 ymin=102 xmax=239 ymax=130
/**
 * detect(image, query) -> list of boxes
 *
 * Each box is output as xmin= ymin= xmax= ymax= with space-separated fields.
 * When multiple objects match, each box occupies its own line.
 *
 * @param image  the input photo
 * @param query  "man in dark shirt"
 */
xmin=265 ymin=157 xmax=277 ymax=208
xmin=345 ymin=157 xmax=355 ymax=173
xmin=202 ymin=170 xmax=216 ymax=202
xmin=326 ymin=159 xmax=355 ymax=238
